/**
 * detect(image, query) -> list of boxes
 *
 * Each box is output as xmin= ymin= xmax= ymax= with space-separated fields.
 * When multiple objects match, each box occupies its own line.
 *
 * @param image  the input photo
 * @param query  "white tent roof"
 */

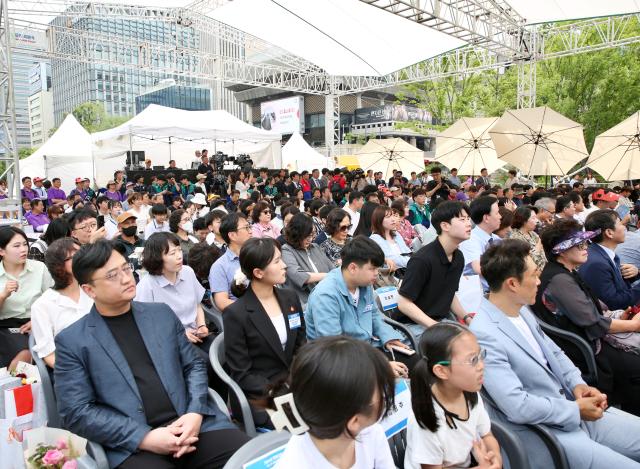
xmin=20 ymin=114 xmax=94 ymax=191
xmin=209 ymin=0 xmax=640 ymax=76
xmin=282 ymin=132 xmax=334 ymax=172
xmin=92 ymin=104 xmax=281 ymax=143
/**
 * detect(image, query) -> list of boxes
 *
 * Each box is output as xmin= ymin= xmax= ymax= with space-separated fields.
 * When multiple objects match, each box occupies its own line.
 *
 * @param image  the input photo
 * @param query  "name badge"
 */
xmin=288 ymin=313 xmax=302 ymax=329
xmin=364 ymin=303 xmax=374 ymax=312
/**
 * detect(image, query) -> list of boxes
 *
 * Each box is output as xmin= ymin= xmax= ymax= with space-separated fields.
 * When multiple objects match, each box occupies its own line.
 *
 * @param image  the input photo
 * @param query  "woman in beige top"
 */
xmin=508 ymin=206 xmax=547 ymax=270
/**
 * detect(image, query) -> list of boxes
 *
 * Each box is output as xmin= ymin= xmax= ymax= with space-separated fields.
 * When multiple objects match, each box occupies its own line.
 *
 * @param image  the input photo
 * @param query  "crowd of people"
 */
xmin=3 ymin=152 xmax=640 ymax=468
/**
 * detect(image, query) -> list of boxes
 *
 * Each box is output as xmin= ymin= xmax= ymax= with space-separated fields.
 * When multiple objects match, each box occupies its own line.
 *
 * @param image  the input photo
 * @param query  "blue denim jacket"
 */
xmin=304 ymin=268 xmax=401 ymax=346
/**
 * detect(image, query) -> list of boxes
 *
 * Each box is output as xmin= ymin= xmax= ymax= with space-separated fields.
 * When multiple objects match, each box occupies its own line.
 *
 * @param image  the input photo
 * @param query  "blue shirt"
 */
xmin=304 ymin=268 xmax=401 ymax=347
xmin=459 ymin=226 xmax=501 ymax=276
xmin=616 ymin=231 xmax=640 ymax=271
xmin=208 ymin=248 xmax=240 ymax=300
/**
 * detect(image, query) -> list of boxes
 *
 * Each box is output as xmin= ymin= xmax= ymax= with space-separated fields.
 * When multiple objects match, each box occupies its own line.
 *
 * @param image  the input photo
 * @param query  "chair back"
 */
xmin=202 ymin=302 xmax=224 ymax=333
xmin=222 ymin=430 xmax=291 ymax=469
xmin=210 ymin=334 xmax=257 ymax=437
xmin=28 ymin=334 xmax=60 ymax=428
xmin=490 ymin=420 xmax=530 ymax=469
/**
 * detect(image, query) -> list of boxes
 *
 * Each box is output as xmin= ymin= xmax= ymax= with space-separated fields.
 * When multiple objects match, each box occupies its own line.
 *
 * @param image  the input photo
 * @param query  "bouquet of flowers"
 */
xmin=26 ymin=438 xmax=79 ymax=469
xmin=23 ymin=428 xmax=92 ymax=469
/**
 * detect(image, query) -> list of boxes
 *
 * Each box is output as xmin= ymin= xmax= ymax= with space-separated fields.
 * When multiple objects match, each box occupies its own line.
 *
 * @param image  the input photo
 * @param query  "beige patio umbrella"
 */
xmin=586 ymin=111 xmax=640 ymax=181
xmin=356 ymin=138 xmax=425 ymax=180
xmin=489 ymin=106 xmax=589 ymax=176
xmin=434 ymin=117 xmax=504 ymax=176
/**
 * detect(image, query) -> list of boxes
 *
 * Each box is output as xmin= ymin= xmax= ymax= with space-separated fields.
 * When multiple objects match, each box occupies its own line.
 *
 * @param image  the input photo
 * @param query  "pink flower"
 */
xmin=55 ymin=439 xmax=68 ymax=450
xmin=62 ymin=460 xmax=77 ymax=469
xmin=42 ymin=449 xmax=65 ymax=465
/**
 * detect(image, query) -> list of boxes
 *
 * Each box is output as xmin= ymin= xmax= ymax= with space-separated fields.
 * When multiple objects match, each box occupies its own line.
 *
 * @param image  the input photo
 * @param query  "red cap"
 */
xmin=592 ymin=188 xmax=619 ymax=203
xmin=75 ymin=177 xmax=84 ymax=184
xmin=33 ymin=177 xmax=43 ymax=182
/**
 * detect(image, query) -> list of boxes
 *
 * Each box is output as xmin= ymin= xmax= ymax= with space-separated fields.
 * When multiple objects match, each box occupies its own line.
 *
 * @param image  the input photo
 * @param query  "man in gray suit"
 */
xmin=471 ymin=239 xmax=640 ymax=468
xmin=54 ymin=240 xmax=249 ymax=468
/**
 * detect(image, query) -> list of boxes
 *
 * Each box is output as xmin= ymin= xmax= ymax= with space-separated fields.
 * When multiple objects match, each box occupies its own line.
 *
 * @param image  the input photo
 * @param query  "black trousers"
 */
xmin=597 ymin=341 xmax=640 ymax=417
xmin=117 ymin=428 xmax=250 ymax=469
xmin=0 ymin=320 xmax=29 ymax=367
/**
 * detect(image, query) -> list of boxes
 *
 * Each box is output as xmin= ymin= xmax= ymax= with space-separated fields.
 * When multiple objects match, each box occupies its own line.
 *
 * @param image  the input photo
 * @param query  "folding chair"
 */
xmin=222 ymin=431 xmax=291 ymax=469
xmin=202 ymin=301 xmax=224 ymax=333
xmin=490 ymin=420 xmax=530 ymax=469
xmin=209 ymin=333 xmax=257 ymax=437
xmin=481 ymin=389 xmax=569 ymax=469
xmin=28 ymin=334 xmax=60 ymax=428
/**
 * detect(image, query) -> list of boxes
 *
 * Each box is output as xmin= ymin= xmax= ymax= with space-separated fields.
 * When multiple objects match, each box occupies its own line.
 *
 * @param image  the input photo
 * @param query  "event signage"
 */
xmin=355 ymin=104 xmax=433 ymax=125
xmin=260 ymin=96 xmax=305 ymax=134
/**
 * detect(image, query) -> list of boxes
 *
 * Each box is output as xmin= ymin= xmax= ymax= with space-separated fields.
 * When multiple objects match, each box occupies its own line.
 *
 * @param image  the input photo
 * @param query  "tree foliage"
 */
xmin=399 ymin=17 xmax=640 ymax=152
xmin=71 ymin=101 xmax=130 ymax=133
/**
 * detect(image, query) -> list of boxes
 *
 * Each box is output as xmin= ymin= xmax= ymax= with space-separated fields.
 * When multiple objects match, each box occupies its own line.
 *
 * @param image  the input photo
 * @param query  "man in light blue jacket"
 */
xmin=471 ymin=239 xmax=640 ymax=468
xmin=304 ymin=236 xmax=412 ymax=377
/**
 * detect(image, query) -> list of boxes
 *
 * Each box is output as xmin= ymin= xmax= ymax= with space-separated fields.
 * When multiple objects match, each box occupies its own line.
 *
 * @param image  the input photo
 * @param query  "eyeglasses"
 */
xmin=542 ymin=208 xmax=556 ymax=215
xmin=339 ymin=224 xmax=353 ymax=232
xmin=233 ymin=225 xmax=252 ymax=233
xmin=574 ymin=241 xmax=588 ymax=250
xmin=91 ymin=263 xmax=134 ymax=283
xmin=261 ymin=210 xmax=271 ymax=214
xmin=74 ymin=222 xmax=98 ymax=232
xmin=435 ymin=348 xmax=486 ymax=367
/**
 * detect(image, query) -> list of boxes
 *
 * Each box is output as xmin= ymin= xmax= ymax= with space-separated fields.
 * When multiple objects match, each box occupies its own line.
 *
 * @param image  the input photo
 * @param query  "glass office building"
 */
xmin=135 ymin=84 xmax=212 ymax=114
xmin=51 ymin=11 xmax=245 ymax=126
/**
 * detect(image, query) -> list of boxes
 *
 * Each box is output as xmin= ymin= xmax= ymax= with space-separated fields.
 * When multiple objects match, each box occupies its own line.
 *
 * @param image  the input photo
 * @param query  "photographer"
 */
xmin=425 ymin=166 xmax=451 ymax=200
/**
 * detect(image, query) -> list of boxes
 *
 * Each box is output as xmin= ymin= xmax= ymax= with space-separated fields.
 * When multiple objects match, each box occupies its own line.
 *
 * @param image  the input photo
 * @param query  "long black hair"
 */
xmin=410 ymin=323 xmax=478 ymax=432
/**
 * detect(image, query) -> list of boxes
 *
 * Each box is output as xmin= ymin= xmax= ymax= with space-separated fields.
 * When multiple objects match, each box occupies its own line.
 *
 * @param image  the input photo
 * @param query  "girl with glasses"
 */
xmin=405 ymin=323 xmax=501 ymax=469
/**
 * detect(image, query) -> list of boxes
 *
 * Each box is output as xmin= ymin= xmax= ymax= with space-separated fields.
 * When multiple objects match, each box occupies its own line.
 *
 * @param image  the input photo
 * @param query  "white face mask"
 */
xmin=181 ymin=220 xmax=193 ymax=233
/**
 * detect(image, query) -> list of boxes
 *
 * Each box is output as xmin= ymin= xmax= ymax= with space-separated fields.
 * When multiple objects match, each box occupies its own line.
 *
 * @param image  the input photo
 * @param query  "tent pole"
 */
xmin=169 ymin=136 xmax=172 ymax=160
xmin=128 ymin=129 xmax=133 ymax=170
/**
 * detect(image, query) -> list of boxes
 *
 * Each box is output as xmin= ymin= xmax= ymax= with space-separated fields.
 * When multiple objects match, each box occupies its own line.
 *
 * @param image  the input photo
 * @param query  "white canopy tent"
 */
xmin=91 ymin=104 xmax=282 ymax=186
xmin=282 ymin=132 xmax=334 ymax=172
xmin=19 ymin=114 xmax=93 ymax=191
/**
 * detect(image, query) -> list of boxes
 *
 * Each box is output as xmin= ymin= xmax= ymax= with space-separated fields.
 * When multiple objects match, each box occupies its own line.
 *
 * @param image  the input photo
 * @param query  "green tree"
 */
xmin=71 ymin=101 xmax=130 ymax=133
xmin=18 ymin=147 xmax=35 ymax=159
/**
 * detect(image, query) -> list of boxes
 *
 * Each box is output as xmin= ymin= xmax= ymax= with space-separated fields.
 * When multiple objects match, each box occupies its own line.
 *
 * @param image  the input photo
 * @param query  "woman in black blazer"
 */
xmin=224 ymin=237 xmax=306 ymax=427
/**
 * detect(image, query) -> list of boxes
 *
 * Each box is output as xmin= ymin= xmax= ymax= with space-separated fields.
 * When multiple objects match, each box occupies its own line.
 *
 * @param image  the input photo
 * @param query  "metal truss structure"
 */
xmin=3 ymin=0 xmax=640 ymax=160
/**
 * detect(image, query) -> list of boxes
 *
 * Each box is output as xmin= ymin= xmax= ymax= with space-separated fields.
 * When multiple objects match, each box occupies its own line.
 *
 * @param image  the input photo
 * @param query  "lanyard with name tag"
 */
xmin=288 ymin=312 xmax=302 ymax=329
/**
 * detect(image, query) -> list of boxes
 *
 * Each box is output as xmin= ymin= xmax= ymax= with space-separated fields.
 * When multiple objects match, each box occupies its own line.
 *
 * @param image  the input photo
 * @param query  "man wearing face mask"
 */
xmin=114 ymin=212 xmax=145 ymax=274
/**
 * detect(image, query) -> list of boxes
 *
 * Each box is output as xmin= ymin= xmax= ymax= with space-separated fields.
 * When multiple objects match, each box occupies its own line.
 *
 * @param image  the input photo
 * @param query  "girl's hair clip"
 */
xmin=266 ymin=393 xmax=310 ymax=435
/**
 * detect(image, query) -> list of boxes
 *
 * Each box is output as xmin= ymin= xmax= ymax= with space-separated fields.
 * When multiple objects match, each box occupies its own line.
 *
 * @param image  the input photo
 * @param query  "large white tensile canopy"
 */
xmin=209 ymin=0 xmax=640 ymax=77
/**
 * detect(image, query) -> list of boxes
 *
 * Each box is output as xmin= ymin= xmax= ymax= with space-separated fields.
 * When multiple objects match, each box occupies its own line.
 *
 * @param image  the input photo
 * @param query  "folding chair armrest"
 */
xmin=382 ymin=315 xmax=418 ymax=350
xmin=208 ymin=388 xmax=230 ymax=419
xmin=202 ymin=302 xmax=224 ymax=332
xmin=526 ymin=423 xmax=570 ymax=469
xmin=490 ymin=420 xmax=530 ymax=469
xmin=86 ymin=441 xmax=109 ymax=469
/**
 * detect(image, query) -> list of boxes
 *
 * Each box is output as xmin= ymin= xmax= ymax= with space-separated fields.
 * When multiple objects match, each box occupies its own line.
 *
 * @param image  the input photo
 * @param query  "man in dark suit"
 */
xmin=309 ymin=168 xmax=324 ymax=191
xmin=286 ymin=171 xmax=301 ymax=196
xmin=475 ymin=167 xmax=491 ymax=187
xmin=579 ymin=209 xmax=640 ymax=310
xmin=54 ymin=241 xmax=249 ymax=469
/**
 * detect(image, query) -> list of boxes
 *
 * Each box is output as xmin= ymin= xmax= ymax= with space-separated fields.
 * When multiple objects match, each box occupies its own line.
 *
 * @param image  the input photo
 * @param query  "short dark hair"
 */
xmin=325 ymin=208 xmax=350 ymax=236
xmin=0 ymin=226 xmax=28 ymax=252
xmin=67 ymin=209 xmax=97 ymax=230
xmin=284 ymin=213 xmax=314 ymax=249
xmin=480 ymin=239 xmax=531 ymax=292
xmin=30 ymin=198 xmax=43 ymax=210
xmin=21 ymin=176 xmax=31 ymax=183
xmin=348 ymin=191 xmax=364 ymax=204
xmin=568 ymin=192 xmax=583 ymax=205
xmin=430 ymin=166 xmax=442 ymax=174
xmin=108 ymin=199 xmax=122 ymax=209
xmin=96 ymin=195 xmax=109 ymax=206
xmin=556 ymin=195 xmax=573 ymax=214
xmin=52 ymin=177 xmax=61 ymax=183
xmin=41 ymin=218 xmax=71 ymax=245
xmin=341 ymin=235 xmax=385 ymax=269
xmin=266 ymin=336 xmax=395 ymax=439
xmin=150 ymin=204 xmax=168 ymax=216
xmin=251 ymin=200 xmax=272 ymax=224
xmin=220 ymin=212 xmax=247 ymax=244
xmin=413 ymin=188 xmax=426 ymax=197
xmin=72 ymin=239 xmax=126 ymax=285
xmin=511 ymin=206 xmax=534 ymax=230
xmin=142 ymin=232 xmax=181 ymax=275
xmin=45 ymin=237 xmax=81 ymax=290
xmin=204 ymin=209 xmax=226 ymax=227
xmin=469 ymin=196 xmax=498 ymax=225
xmin=540 ymin=218 xmax=583 ymax=261
xmin=584 ymin=209 xmax=619 ymax=243
xmin=282 ymin=205 xmax=300 ymax=220
xmin=193 ymin=217 xmax=208 ymax=232
xmin=169 ymin=209 xmax=186 ymax=233
xmin=309 ymin=199 xmax=325 ymax=217
xmin=187 ymin=242 xmax=221 ymax=282
xmin=430 ymin=201 xmax=469 ymax=235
